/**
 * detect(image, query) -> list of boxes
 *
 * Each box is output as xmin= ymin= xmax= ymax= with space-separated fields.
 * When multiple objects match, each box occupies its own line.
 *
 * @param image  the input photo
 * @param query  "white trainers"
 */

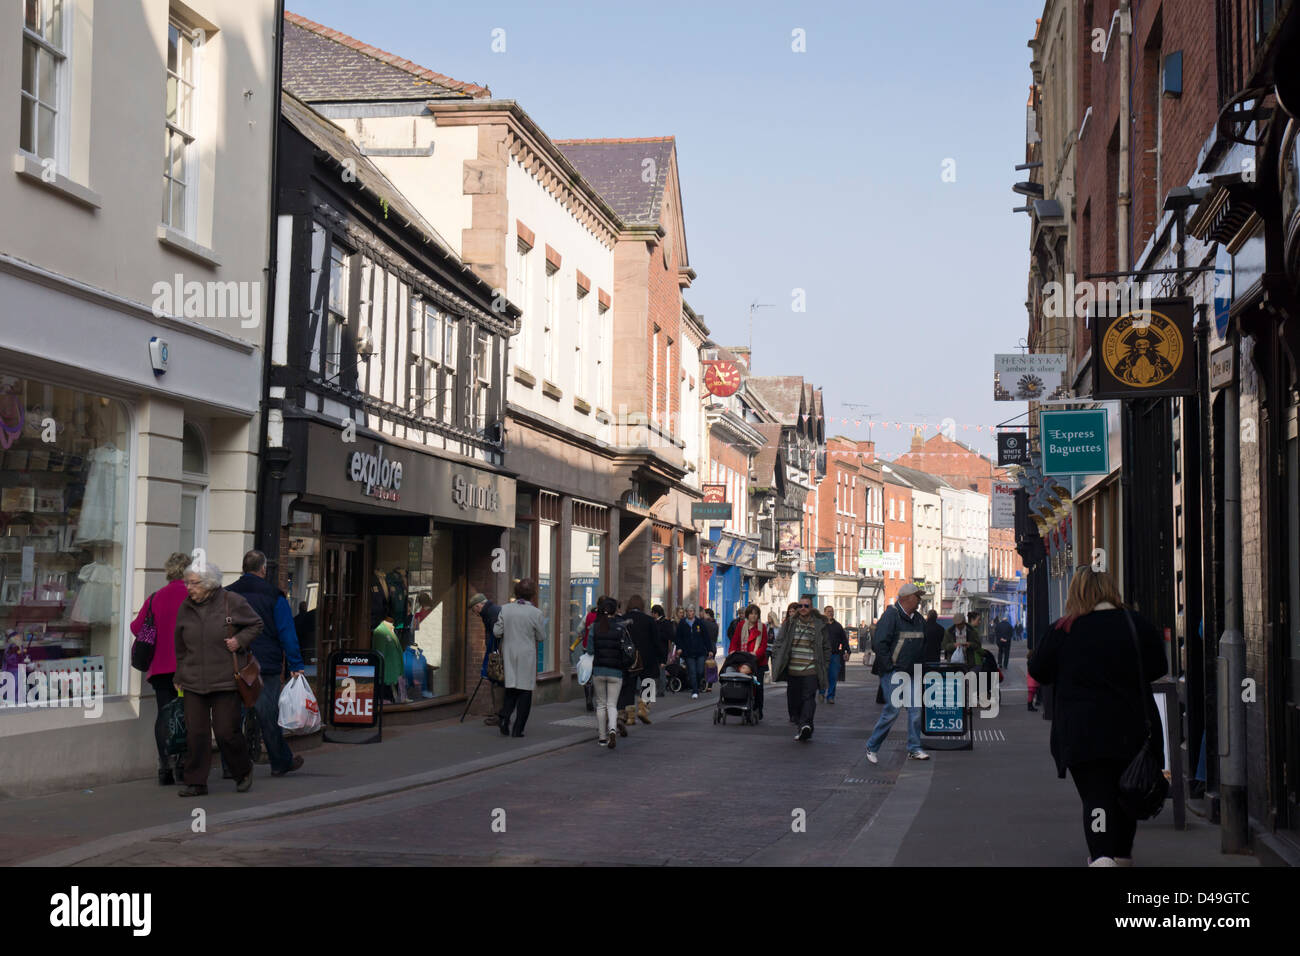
xmin=1088 ymin=856 xmax=1119 ymax=867
xmin=691 ymin=693 xmax=699 ymax=699
xmin=907 ymin=750 xmax=931 ymax=760
xmin=865 ymin=750 xmax=879 ymax=765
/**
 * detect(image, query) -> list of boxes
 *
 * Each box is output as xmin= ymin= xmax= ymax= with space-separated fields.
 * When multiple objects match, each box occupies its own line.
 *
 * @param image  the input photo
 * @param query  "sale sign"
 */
xmin=324 ymin=650 xmax=383 ymax=743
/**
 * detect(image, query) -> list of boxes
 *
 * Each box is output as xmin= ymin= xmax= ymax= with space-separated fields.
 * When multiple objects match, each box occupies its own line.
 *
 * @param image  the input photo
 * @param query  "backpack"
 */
xmin=616 ymin=621 xmax=639 ymax=671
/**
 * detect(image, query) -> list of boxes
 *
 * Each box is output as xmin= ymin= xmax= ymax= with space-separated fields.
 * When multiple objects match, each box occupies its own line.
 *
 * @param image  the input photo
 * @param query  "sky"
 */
xmin=292 ymin=0 xmax=1044 ymax=460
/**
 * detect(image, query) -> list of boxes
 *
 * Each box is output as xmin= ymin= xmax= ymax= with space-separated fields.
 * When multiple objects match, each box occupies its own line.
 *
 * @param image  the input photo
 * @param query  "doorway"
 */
xmin=320 ymin=538 xmax=365 ymax=670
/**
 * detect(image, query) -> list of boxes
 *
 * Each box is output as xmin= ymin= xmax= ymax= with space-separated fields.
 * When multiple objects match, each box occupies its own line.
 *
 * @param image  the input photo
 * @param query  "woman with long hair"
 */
xmin=728 ymin=603 xmax=770 ymax=720
xmin=1028 ymin=566 xmax=1168 ymax=866
xmin=589 ymin=596 xmax=627 ymax=748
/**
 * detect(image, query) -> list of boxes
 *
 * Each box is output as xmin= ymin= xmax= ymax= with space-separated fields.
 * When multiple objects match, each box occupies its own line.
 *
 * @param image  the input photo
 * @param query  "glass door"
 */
xmin=320 ymin=538 xmax=364 ymax=672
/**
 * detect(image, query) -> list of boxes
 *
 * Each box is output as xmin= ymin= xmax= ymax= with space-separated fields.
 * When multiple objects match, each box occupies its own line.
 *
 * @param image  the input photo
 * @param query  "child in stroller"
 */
xmin=664 ymin=650 xmax=688 ymax=694
xmin=713 ymin=650 xmax=761 ymax=725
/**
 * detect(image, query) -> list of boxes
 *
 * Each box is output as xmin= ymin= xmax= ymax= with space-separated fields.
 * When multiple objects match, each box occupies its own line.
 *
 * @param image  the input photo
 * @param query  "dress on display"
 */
xmin=73 ymin=444 xmax=126 ymax=545
xmin=70 ymin=561 xmax=118 ymax=624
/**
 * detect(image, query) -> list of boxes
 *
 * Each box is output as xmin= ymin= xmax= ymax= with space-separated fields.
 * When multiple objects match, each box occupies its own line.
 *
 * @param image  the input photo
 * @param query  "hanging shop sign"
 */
xmin=993 ymin=354 xmax=1069 ymax=402
xmin=691 ymin=502 xmax=732 ymax=521
xmin=1040 ymin=408 xmax=1109 ymax=476
xmin=702 ymin=361 xmax=742 ymax=397
xmin=996 ymin=430 xmax=1030 ymax=465
xmin=815 ymin=550 xmax=836 ymax=573
xmin=1092 ymin=297 xmax=1197 ymax=398
xmin=323 ymin=650 xmax=383 ymax=744
xmin=992 ymin=482 xmax=1017 ymax=529
xmin=702 ymin=484 xmax=727 ymax=504
xmin=778 ymin=520 xmax=801 ymax=550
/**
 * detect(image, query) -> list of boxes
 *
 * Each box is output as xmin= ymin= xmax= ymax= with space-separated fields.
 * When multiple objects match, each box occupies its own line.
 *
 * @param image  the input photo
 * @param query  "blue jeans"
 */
xmin=256 ymin=673 xmax=296 ymax=774
xmin=686 ymin=655 xmax=707 ymax=694
xmin=826 ymin=654 xmax=841 ymax=699
xmin=866 ymin=669 xmax=923 ymax=753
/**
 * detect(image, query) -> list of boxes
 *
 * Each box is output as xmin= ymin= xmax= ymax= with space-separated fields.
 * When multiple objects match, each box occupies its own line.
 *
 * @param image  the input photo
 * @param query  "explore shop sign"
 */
xmin=348 ymin=445 xmax=404 ymax=501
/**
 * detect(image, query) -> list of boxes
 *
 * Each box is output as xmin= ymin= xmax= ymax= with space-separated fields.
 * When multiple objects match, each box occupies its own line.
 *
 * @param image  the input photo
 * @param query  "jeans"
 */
xmin=826 ymin=654 xmax=841 ymax=700
xmin=686 ymin=655 xmax=707 ymax=694
xmin=256 ymin=673 xmax=296 ymax=774
xmin=148 ymin=673 xmax=178 ymax=770
xmin=866 ymin=669 xmax=924 ymax=753
xmin=592 ymin=675 xmax=621 ymax=738
xmin=786 ymin=673 xmax=818 ymax=728
xmin=1069 ymin=759 xmax=1137 ymax=860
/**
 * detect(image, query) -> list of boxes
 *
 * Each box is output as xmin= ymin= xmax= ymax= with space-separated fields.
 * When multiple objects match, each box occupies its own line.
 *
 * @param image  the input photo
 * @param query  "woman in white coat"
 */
xmin=493 ymin=578 xmax=546 ymax=737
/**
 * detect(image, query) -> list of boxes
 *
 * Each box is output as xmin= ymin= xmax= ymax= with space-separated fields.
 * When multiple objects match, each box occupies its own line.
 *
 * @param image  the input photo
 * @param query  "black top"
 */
xmin=825 ymin=619 xmax=850 ymax=656
xmin=1028 ymin=608 xmax=1168 ymax=778
xmin=620 ymin=609 xmax=658 ymax=672
xmin=591 ymin=617 xmax=628 ymax=672
xmin=921 ymin=619 xmax=946 ymax=663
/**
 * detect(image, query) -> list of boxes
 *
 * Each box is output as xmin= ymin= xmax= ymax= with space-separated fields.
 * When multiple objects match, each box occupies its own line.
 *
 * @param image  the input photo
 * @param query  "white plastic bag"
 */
xmin=278 ymin=673 xmax=322 ymax=735
xmin=577 ymin=652 xmax=594 ymax=686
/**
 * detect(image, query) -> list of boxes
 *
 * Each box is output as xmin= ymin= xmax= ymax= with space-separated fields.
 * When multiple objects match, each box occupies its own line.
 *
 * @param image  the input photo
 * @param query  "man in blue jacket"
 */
xmin=865 ymin=582 xmax=930 ymax=764
xmin=470 ymin=592 xmax=503 ymax=724
xmin=676 ymin=606 xmax=710 ymax=699
xmin=226 ymin=550 xmax=307 ymax=777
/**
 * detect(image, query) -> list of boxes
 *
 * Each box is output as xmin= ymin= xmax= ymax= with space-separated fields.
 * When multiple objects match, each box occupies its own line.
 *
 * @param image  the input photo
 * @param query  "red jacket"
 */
xmin=728 ymin=619 xmax=769 ymax=666
xmin=129 ymin=578 xmax=188 ymax=679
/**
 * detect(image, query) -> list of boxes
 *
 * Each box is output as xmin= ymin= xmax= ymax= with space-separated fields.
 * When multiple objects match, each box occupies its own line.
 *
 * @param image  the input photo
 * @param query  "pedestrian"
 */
xmin=493 ymin=578 xmax=546 ymax=738
xmin=995 ymin=615 xmax=1013 ymax=669
xmin=468 ymin=591 xmax=502 ymax=724
xmin=675 ymin=606 xmax=710 ymax=699
xmin=173 ymin=561 xmax=263 ymax=796
xmin=921 ymin=608 xmax=945 ymax=663
xmin=966 ymin=610 xmax=983 ymax=646
xmin=770 ymin=594 xmax=830 ymax=741
xmin=1027 ymin=566 xmax=1167 ymax=867
xmin=650 ymin=604 xmax=673 ymax=696
xmin=589 ymin=597 xmax=628 ymax=748
xmin=1016 ymin=621 xmax=1025 ymax=642
xmin=1025 ymin=652 xmax=1041 ymax=712
xmin=821 ymin=605 xmax=850 ymax=703
xmin=865 ymin=582 xmax=930 ymax=763
xmin=727 ymin=604 xmax=770 ymax=720
xmin=942 ymin=612 xmax=978 ymax=667
xmin=226 ymin=550 xmax=308 ymax=778
xmin=620 ymin=595 xmax=658 ymax=726
xmin=573 ymin=597 xmax=604 ymax=713
xmin=129 ymin=551 xmax=191 ymax=786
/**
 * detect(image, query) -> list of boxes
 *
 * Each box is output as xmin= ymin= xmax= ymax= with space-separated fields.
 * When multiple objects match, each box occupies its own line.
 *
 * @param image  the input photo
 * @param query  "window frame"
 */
xmin=325 ymin=242 xmax=351 ymax=382
xmin=19 ymin=0 xmax=71 ymax=170
xmin=162 ymin=14 xmax=202 ymax=235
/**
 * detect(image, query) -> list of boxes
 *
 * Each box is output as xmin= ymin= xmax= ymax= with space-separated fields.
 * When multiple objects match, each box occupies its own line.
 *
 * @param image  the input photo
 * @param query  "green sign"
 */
xmin=1040 ymin=409 xmax=1109 ymax=476
xmin=691 ymin=502 xmax=732 ymax=521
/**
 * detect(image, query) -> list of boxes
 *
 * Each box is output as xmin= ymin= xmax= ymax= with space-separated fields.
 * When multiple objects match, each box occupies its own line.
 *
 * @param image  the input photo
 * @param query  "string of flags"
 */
xmin=825 ymin=418 xmax=1005 ymax=433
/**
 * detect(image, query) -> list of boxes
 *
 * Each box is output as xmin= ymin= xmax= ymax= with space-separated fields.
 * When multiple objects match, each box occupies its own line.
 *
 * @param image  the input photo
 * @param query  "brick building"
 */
xmin=879 ymin=468 xmax=915 ymax=610
xmin=814 ymin=437 xmax=870 ymax=627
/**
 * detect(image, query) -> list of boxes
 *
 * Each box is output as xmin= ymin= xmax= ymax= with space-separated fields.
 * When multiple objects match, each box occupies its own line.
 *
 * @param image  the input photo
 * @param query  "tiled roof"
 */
xmin=553 ymin=137 xmax=675 ymax=225
xmin=883 ymin=462 xmax=951 ymax=495
xmin=746 ymin=376 xmax=807 ymax=426
xmin=751 ymin=424 xmax=786 ymax=488
xmin=283 ymin=11 xmax=490 ymax=103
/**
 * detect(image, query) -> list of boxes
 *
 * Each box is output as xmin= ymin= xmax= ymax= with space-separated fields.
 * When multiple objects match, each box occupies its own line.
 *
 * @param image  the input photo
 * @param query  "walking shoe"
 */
xmin=157 ymin=768 xmax=175 ymax=786
xmin=1088 ymin=856 xmax=1118 ymax=867
xmin=827 ymin=698 xmax=836 ymax=704
xmin=484 ymin=716 xmax=500 ymax=725
xmin=865 ymin=750 xmax=879 ymax=765
xmin=607 ymin=730 xmax=616 ymax=749
xmin=177 ymin=785 xmax=208 ymax=797
xmin=798 ymin=725 xmax=813 ymax=742
xmin=271 ymin=755 xmax=304 ymax=777
xmin=235 ymin=773 xmax=253 ymax=793
xmin=498 ymin=716 xmax=510 ymax=736
xmin=691 ymin=693 xmax=699 ymax=700
xmin=907 ymin=750 xmax=931 ymax=761
xmin=616 ymin=719 xmax=628 ymax=738
xmin=597 ymin=737 xmax=608 ymax=747
xmin=637 ymin=711 xmax=652 ymax=725
xmin=1027 ymin=703 xmax=1037 ymax=712
xmin=511 ymin=730 xmax=525 ymax=738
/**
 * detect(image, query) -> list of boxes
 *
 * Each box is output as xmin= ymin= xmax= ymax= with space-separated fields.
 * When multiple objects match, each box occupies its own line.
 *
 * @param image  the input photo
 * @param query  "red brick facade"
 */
xmin=881 ymin=476 xmax=913 ymax=608
xmin=817 ymin=438 xmax=869 ymax=575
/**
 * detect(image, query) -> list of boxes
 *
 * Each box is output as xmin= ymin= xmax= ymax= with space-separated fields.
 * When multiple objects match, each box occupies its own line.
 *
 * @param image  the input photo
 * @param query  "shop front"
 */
xmin=272 ymin=420 xmax=515 ymax=718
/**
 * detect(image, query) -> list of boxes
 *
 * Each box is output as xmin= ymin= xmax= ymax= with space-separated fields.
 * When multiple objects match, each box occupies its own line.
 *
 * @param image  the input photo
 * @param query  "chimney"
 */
xmin=910 ymin=429 xmax=924 ymax=451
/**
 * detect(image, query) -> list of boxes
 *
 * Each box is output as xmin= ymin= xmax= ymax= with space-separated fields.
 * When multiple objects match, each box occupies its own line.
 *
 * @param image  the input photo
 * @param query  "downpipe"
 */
xmin=1217 ymin=371 xmax=1248 ymax=852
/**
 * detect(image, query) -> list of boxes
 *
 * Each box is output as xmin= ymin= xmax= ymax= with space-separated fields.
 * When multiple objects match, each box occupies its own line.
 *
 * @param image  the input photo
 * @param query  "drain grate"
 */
xmin=843 ymin=776 xmax=894 ymax=785
xmin=972 ymin=729 xmax=1006 ymax=741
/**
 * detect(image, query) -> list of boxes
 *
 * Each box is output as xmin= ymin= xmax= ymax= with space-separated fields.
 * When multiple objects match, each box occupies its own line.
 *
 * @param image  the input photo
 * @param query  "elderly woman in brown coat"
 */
xmin=174 ymin=561 xmax=263 ymax=796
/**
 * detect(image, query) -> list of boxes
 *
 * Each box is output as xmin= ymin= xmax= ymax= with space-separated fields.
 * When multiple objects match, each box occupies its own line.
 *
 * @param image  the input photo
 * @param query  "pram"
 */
xmin=664 ymin=652 xmax=688 ymax=694
xmin=713 ymin=650 xmax=761 ymax=726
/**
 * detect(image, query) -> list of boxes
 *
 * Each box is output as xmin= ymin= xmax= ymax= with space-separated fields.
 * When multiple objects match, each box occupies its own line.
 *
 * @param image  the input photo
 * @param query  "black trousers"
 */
xmin=182 ymin=689 xmax=251 ymax=786
xmin=148 ymin=673 xmax=177 ymax=769
xmin=755 ymin=666 xmax=766 ymax=717
xmin=998 ymin=642 xmax=1011 ymax=668
xmin=499 ymin=687 xmax=533 ymax=733
xmin=1069 ymin=758 xmax=1138 ymax=860
xmin=786 ymin=673 xmax=818 ymax=728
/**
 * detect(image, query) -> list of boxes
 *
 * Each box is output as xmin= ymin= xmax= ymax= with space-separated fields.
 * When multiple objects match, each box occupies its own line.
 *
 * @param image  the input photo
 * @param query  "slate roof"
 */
xmin=745 ymin=376 xmax=807 ymax=427
xmin=283 ymin=11 xmax=490 ymax=103
xmin=552 ymin=137 xmax=676 ymax=226
xmin=751 ymin=424 xmax=786 ymax=490
xmin=882 ymin=462 xmax=951 ymax=495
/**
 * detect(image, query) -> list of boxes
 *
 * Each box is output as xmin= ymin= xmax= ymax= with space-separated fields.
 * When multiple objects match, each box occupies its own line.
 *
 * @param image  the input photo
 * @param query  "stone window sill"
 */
xmin=511 ymin=365 xmax=536 ymax=388
xmin=157 ymin=224 xmax=222 ymax=268
xmin=574 ymin=396 xmax=591 ymax=415
xmin=542 ymin=379 xmax=562 ymax=401
xmin=13 ymin=152 xmax=101 ymax=209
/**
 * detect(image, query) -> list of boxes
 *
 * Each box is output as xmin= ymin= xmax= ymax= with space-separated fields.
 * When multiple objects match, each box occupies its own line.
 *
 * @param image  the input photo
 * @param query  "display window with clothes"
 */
xmin=0 ymin=374 xmax=131 ymax=703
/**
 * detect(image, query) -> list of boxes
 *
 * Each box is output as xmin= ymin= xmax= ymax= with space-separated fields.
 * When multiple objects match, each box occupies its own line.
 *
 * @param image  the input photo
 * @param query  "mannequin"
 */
xmin=372 ymin=613 xmax=408 ymax=704
xmin=369 ymin=569 xmax=389 ymax=630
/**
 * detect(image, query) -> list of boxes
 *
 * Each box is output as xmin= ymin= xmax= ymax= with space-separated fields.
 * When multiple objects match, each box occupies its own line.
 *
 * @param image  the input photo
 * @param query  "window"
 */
xmin=325 ymin=244 xmax=350 ymax=380
xmin=472 ymin=329 xmax=491 ymax=431
xmin=180 ymin=423 xmax=208 ymax=561
xmin=574 ymin=287 xmax=588 ymax=397
xmin=512 ymin=238 xmax=531 ymax=368
xmin=441 ymin=315 xmax=458 ymax=425
xmin=163 ymin=17 xmax=199 ymax=233
xmin=651 ymin=325 xmax=660 ymax=424
xmin=20 ymin=0 xmax=66 ymax=165
xmin=595 ymin=300 xmax=609 ymax=409
xmin=409 ymin=299 xmax=446 ymax=418
xmin=543 ymin=264 xmax=558 ymax=382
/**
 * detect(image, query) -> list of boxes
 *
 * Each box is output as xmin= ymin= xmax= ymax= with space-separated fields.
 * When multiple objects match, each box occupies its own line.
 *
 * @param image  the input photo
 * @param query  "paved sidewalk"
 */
xmin=4 ymin=685 xmax=714 ymax=866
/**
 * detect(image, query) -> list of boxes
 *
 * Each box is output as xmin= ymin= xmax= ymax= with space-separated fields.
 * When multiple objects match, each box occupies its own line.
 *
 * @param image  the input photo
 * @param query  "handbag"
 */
xmin=226 ymin=594 xmax=264 ymax=708
xmin=486 ymin=649 xmax=504 ymax=683
xmin=1117 ymin=610 xmax=1169 ymax=820
xmin=130 ymin=594 xmax=158 ymax=672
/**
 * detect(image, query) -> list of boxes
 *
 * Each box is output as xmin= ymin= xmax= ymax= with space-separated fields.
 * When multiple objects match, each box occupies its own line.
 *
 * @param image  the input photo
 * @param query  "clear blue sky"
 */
xmin=291 ymin=0 xmax=1044 ymax=459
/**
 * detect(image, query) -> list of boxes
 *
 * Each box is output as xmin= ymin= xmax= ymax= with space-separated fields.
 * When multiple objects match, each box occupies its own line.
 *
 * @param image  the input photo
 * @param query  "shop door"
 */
xmin=320 ymin=539 xmax=364 ymax=667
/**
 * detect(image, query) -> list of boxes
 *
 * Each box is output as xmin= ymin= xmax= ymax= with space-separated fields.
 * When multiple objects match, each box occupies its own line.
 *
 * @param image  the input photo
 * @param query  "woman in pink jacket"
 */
xmin=129 ymin=552 xmax=191 ymax=785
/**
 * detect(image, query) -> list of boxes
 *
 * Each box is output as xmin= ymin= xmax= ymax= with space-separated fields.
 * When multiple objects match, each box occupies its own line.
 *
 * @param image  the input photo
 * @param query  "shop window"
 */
xmin=372 ymin=531 xmax=459 ymax=700
xmin=537 ymin=522 xmax=556 ymax=672
xmin=1 ymin=374 xmax=130 ymax=704
xmin=569 ymin=527 xmax=604 ymax=654
xmin=284 ymin=511 xmax=321 ymax=668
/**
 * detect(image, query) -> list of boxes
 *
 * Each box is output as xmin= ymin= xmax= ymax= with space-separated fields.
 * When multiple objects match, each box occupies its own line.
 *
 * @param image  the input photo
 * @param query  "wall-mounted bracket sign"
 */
xmin=1092 ymin=297 xmax=1197 ymax=398
xmin=1040 ymin=408 xmax=1109 ymax=476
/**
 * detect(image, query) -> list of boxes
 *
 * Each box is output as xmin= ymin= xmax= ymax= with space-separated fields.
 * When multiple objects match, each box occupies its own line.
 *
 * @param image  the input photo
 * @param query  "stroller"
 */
xmin=664 ymin=651 xmax=688 ymax=694
xmin=713 ymin=650 xmax=761 ymax=726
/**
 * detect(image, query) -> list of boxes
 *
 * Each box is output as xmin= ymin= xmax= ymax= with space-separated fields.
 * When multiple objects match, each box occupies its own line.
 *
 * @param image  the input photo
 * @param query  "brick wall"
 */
xmin=819 ymin=438 xmax=867 ymax=575
xmin=882 ymin=481 xmax=913 ymax=607
xmin=647 ymin=173 xmax=683 ymax=433
xmin=1237 ymin=336 xmax=1269 ymax=821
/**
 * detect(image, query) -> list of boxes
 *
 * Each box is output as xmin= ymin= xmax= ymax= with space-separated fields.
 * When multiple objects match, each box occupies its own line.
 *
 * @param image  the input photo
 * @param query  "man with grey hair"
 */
xmin=865 ymin=582 xmax=930 ymax=763
xmin=227 ymin=550 xmax=306 ymax=777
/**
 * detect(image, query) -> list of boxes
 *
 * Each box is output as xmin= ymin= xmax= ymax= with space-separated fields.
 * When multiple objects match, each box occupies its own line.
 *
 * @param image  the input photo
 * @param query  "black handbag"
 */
xmin=130 ymin=594 xmax=158 ymax=672
xmin=1117 ymin=611 xmax=1169 ymax=820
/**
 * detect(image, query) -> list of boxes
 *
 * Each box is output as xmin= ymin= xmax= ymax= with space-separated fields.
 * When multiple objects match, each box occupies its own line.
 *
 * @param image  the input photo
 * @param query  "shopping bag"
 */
xmin=577 ymin=652 xmax=594 ymax=686
xmin=277 ymin=673 xmax=322 ymax=735
xmin=162 ymin=696 xmax=187 ymax=757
